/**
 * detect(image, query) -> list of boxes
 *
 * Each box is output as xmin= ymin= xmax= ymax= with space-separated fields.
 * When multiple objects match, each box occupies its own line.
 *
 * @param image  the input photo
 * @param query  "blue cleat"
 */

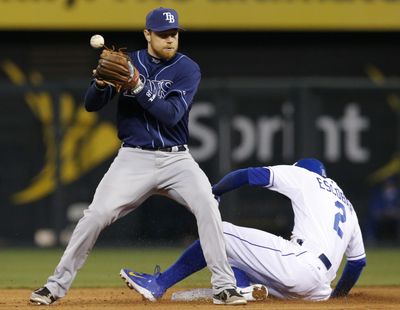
xmin=120 ymin=265 xmax=166 ymax=302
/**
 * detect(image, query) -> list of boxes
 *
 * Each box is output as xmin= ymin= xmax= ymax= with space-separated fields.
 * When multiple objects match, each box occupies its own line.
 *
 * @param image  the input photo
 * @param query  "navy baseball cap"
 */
xmin=145 ymin=7 xmax=182 ymax=32
xmin=294 ymin=158 xmax=327 ymax=177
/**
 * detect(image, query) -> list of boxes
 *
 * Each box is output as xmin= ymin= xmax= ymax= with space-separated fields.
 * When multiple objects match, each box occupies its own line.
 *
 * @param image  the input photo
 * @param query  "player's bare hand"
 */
xmin=95 ymin=79 xmax=106 ymax=87
xmin=94 ymin=75 xmax=107 ymax=89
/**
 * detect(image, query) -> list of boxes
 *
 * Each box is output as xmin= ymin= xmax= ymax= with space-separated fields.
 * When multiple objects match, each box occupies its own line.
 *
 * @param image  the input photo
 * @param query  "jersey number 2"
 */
xmin=333 ymin=201 xmax=346 ymax=238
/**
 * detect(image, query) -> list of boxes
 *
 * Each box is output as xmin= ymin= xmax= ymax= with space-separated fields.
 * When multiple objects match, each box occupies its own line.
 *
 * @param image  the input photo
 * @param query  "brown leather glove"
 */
xmin=93 ymin=48 xmax=140 ymax=92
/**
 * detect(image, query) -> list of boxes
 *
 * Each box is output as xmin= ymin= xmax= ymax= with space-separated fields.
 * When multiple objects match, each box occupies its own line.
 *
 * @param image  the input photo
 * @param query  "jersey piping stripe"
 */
xmin=165 ymin=89 xmax=189 ymax=110
xmin=224 ymin=232 xmax=307 ymax=257
xmin=263 ymin=167 xmax=273 ymax=187
xmin=143 ymin=112 xmax=150 ymax=132
xmin=154 ymin=55 xmax=185 ymax=80
xmin=156 ymin=120 xmax=165 ymax=147
xmin=347 ymin=253 xmax=366 ymax=259
xmin=266 ymin=167 xmax=274 ymax=188
xmin=136 ymin=51 xmax=149 ymax=77
xmin=176 ymin=90 xmax=189 ymax=110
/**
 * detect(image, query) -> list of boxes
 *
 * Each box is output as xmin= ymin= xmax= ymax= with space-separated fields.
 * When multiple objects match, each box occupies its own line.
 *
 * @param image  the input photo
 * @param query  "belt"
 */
xmin=296 ymin=239 xmax=332 ymax=270
xmin=123 ymin=143 xmax=186 ymax=152
xmin=318 ymin=254 xmax=332 ymax=270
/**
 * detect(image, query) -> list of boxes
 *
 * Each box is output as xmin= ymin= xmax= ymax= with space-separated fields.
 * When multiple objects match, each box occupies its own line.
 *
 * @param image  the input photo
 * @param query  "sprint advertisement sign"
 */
xmin=1 ymin=0 xmax=400 ymax=30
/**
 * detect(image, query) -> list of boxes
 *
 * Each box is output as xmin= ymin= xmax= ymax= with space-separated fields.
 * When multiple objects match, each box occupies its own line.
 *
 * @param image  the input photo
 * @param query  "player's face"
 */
xmin=144 ymin=29 xmax=179 ymax=61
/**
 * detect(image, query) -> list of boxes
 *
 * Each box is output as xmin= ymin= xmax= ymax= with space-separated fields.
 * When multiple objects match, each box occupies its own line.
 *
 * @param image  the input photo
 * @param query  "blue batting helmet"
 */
xmin=294 ymin=158 xmax=327 ymax=177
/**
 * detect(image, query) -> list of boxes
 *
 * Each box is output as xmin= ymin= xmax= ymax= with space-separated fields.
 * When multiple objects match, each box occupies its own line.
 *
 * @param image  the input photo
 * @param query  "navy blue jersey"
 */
xmin=84 ymin=49 xmax=201 ymax=148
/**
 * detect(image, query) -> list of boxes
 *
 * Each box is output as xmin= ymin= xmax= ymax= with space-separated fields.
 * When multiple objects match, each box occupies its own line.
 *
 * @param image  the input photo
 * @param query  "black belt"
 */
xmin=318 ymin=254 xmax=332 ymax=270
xmin=123 ymin=143 xmax=186 ymax=152
xmin=296 ymin=239 xmax=332 ymax=270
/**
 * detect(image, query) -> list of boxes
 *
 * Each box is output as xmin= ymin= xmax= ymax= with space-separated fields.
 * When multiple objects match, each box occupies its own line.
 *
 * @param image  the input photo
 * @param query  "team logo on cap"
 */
xmin=163 ymin=12 xmax=175 ymax=23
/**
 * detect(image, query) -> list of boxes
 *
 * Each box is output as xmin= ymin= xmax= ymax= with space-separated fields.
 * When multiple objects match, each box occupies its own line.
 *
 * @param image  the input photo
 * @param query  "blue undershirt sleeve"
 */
xmin=212 ymin=167 xmax=271 ymax=197
xmin=248 ymin=167 xmax=271 ymax=187
xmin=331 ymin=257 xmax=366 ymax=298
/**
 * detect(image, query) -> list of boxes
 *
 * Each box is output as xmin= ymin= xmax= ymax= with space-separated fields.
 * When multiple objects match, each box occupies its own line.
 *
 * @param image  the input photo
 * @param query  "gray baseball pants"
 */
xmin=44 ymin=147 xmax=236 ymax=297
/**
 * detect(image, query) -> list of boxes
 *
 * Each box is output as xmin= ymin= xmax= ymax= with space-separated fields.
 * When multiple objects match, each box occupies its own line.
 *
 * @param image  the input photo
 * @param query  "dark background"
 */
xmin=1 ymin=30 xmax=400 ymax=247
xmin=2 ymin=31 xmax=400 ymax=80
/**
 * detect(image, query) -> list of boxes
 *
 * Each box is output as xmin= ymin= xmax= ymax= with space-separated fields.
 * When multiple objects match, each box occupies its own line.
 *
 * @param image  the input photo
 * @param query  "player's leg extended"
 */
xmin=158 ymin=151 xmax=244 ymax=302
xmin=120 ymin=240 xmax=206 ymax=301
xmin=42 ymin=148 xmax=156 ymax=300
xmin=160 ymin=241 xmax=252 ymax=288
xmin=120 ymin=236 xmax=265 ymax=302
xmin=140 ymin=240 xmax=251 ymax=286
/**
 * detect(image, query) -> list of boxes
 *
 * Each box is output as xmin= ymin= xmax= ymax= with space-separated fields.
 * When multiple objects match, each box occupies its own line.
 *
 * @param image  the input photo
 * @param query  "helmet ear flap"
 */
xmin=294 ymin=158 xmax=327 ymax=177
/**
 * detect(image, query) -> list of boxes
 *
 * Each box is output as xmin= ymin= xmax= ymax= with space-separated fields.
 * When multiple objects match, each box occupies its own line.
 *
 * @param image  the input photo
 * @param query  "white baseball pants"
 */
xmin=222 ymin=222 xmax=333 ymax=300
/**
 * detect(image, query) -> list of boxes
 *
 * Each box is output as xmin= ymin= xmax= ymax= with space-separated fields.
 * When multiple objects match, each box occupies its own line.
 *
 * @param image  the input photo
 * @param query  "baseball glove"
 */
xmin=94 ymin=48 xmax=140 ymax=92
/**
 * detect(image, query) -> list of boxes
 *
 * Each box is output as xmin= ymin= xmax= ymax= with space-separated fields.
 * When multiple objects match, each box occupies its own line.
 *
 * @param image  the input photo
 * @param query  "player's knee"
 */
xmin=193 ymin=202 xmax=220 ymax=222
xmin=83 ymin=208 xmax=115 ymax=228
xmin=193 ymin=193 xmax=218 ymax=210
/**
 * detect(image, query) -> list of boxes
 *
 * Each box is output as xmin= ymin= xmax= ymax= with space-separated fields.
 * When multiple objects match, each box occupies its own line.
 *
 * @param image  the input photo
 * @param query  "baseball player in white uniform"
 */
xmin=29 ymin=7 xmax=245 ymax=306
xmin=120 ymin=158 xmax=366 ymax=301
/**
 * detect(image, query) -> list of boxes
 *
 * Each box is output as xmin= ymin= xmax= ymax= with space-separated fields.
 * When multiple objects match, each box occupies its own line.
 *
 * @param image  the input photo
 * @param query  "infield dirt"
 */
xmin=2 ymin=287 xmax=399 ymax=309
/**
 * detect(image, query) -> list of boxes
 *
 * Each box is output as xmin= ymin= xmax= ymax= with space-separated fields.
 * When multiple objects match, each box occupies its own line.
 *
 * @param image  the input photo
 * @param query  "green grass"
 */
xmin=1 ymin=247 xmax=399 ymax=289
xmin=342 ymin=248 xmax=400 ymax=286
xmin=0 ymin=247 xmax=211 ymax=289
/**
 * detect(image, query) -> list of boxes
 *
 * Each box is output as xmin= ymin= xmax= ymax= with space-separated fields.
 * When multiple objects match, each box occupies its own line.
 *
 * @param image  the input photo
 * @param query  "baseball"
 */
xmin=90 ymin=34 xmax=104 ymax=49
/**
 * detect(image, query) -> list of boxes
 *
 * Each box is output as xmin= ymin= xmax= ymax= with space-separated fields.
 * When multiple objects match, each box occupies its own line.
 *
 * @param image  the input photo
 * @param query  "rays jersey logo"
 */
xmin=146 ymin=77 xmax=173 ymax=99
xmin=123 ymin=76 xmax=174 ymax=99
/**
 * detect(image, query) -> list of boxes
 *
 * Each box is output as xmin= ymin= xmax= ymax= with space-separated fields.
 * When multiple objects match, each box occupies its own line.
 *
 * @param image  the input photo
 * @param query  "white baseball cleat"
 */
xmin=30 ymin=287 xmax=57 ymax=305
xmin=213 ymin=288 xmax=247 ymax=305
xmin=238 ymin=284 xmax=268 ymax=301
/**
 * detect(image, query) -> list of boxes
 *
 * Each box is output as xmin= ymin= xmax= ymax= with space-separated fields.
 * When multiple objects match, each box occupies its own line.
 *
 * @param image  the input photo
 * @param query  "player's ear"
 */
xmin=143 ymin=29 xmax=151 ymax=43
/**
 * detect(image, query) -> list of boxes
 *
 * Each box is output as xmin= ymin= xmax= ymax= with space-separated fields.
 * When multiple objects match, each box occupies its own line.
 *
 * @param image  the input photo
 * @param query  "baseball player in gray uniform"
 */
xmin=120 ymin=158 xmax=366 ymax=302
xmin=30 ymin=7 xmax=246 ymax=306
